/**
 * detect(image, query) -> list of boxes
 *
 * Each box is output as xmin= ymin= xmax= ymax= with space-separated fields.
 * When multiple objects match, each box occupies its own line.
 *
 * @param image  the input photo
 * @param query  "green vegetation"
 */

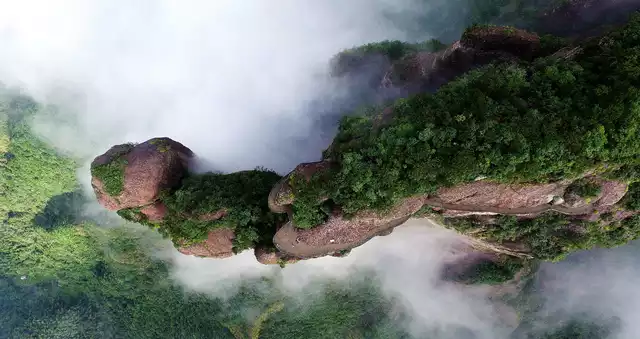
xmin=565 ymin=178 xmax=601 ymax=201
xmin=117 ymin=206 xmax=147 ymax=224
xmin=112 ymin=167 xmax=284 ymax=251
xmin=461 ymin=23 xmax=517 ymax=40
xmin=34 ymin=190 xmax=86 ymax=230
xmin=446 ymin=213 xmax=640 ymax=261
xmin=260 ymin=278 xmax=409 ymax=339
xmin=337 ymin=39 xmax=447 ymax=63
xmin=291 ymin=16 xmax=640 ymax=230
xmin=604 ymin=163 xmax=640 ymax=183
xmin=461 ymin=257 xmax=526 ymax=285
xmin=90 ymin=145 xmax=133 ymax=196
xmin=538 ymin=34 xmax=570 ymax=56
xmin=622 ymin=182 xmax=640 ymax=211
xmin=515 ymin=314 xmax=621 ymax=339
xmin=159 ymin=169 xmax=285 ymax=251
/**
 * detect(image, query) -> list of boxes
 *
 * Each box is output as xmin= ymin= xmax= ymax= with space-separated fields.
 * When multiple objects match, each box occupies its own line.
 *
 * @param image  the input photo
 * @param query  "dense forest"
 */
xmin=291 ymin=14 xmax=640 ymax=229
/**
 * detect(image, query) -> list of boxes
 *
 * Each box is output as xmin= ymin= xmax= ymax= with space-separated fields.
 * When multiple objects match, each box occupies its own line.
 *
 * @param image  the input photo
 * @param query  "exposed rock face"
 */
xmin=381 ymin=26 xmax=540 ymax=93
xmin=177 ymin=228 xmax=236 ymax=258
xmin=460 ymin=26 xmax=540 ymax=61
xmin=302 ymin=197 xmax=423 ymax=247
xmin=140 ymin=202 xmax=167 ymax=222
xmin=272 ymin=196 xmax=421 ymax=259
xmin=270 ymin=155 xmax=634 ymax=259
xmin=461 ymin=233 xmax=533 ymax=259
xmin=595 ymin=180 xmax=628 ymax=208
xmin=436 ymin=180 xmax=565 ymax=209
xmin=91 ymin=138 xmax=193 ymax=211
xmin=198 ymin=209 xmax=228 ymax=221
xmin=254 ymin=246 xmax=299 ymax=266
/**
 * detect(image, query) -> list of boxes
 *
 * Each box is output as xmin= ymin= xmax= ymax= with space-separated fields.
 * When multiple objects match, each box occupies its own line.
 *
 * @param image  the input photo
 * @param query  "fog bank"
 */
xmin=0 ymin=0 xmax=431 ymax=174
xmin=163 ymin=220 xmax=514 ymax=338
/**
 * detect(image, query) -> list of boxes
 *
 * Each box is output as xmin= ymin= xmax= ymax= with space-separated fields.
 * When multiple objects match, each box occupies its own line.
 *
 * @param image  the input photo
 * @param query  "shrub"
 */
xmin=462 ymin=257 xmax=525 ymax=285
xmin=566 ymin=178 xmax=601 ymax=200
xmin=90 ymin=145 xmax=134 ymax=197
xmin=159 ymin=169 xmax=284 ymax=252
xmin=622 ymin=182 xmax=640 ymax=211
xmin=445 ymin=213 xmax=640 ymax=261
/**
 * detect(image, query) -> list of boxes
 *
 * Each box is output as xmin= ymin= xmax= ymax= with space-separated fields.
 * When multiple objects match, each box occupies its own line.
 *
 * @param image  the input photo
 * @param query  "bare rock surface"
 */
xmin=381 ymin=26 xmax=540 ymax=93
xmin=177 ymin=228 xmax=236 ymax=258
xmin=299 ymin=196 xmax=425 ymax=247
xmin=91 ymin=137 xmax=193 ymax=211
xmin=140 ymin=202 xmax=167 ymax=222
xmin=436 ymin=180 xmax=566 ymax=209
xmin=254 ymin=246 xmax=299 ymax=265
xmin=595 ymin=180 xmax=628 ymax=207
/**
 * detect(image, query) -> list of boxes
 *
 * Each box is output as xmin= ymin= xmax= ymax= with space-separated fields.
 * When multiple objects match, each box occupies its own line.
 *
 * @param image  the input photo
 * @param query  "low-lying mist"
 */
xmin=521 ymin=241 xmax=640 ymax=339
xmin=159 ymin=220 xmax=515 ymax=338
xmin=0 ymin=0 xmax=431 ymax=173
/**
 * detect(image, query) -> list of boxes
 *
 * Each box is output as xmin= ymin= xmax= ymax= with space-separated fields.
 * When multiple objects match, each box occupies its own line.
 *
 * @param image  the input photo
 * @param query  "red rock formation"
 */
xmin=91 ymin=137 xmax=193 ymax=211
xmin=140 ymin=202 xmax=167 ymax=222
xmin=436 ymin=180 xmax=566 ymax=209
xmin=460 ymin=25 xmax=540 ymax=61
xmin=595 ymin=180 xmax=628 ymax=207
xmin=254 ymin=246 xmax=298 ymax=265
xmin=381 ymin=26 xmax=540 ymax=93
xmin=177 ymin=228 xmax=236 ymax=258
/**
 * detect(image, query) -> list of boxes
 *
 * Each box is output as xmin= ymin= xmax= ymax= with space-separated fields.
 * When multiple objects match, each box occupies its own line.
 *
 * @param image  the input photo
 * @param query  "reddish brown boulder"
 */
xmin=254 ymin=246 xmax=299 ymax=265
xmin=91 ymin=137 xmax=193 ymax=211
xmin=380 ymin=27 xmax=540 ymax=93
xmin=273 ymin=197 xmax=423 ymax=258
xmin=460 ymin=26 xmax=540 ymax=61
xmin=177 ymin=228 xmax=236 ymax=258
xmin=436 ymin=180 xmax=566 ymax=210
xmin=198 ymin=209 xmax=228 ymax=222
xmin=270 ymin=160 xmax=334 ymax=209
xmin=140 ymin=202 xmax=167 ymax=222
xmin=595 ymin=180 xmax=628 ymax=208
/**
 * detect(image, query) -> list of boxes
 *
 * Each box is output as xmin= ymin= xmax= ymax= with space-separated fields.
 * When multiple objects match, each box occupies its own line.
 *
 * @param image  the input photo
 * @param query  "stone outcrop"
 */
xmin=436 ymin=180 xmax=566 ymax=209
xmin=90 ymin=138 xmax=193 ymax=211
xmin=381 ymin=26 xmax=540 ymax=94
xmin=177 ymin=228 xmax=236 ymax=258
xmin=140 ymin=202 xmax=168 ymax=222
xmin=254 ymin=245 xmax=299 ymax=266
xmin=91 ymin=137 xmax=296 ymax=266
xmin=268 ymin=157 xmax=633 ymax=260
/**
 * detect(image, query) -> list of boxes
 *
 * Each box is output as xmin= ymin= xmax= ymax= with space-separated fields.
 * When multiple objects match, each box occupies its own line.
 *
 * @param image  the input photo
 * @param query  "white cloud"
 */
xmin=0 ymin=0 xmax=425 ymax=173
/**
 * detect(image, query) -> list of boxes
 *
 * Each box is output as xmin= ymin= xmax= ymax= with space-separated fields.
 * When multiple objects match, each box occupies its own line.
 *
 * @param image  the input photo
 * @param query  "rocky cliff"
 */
xmin=91 ymin=13 xmax=640 ymax=288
